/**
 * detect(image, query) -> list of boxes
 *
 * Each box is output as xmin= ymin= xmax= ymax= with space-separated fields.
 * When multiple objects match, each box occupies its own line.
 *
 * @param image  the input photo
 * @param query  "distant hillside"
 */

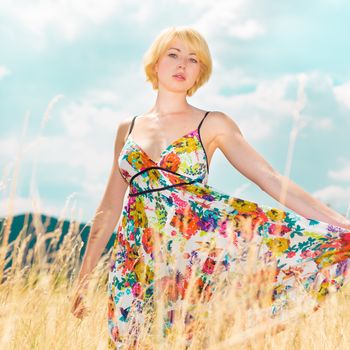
xmin=0 ymin=213 xmax=117 ymax=270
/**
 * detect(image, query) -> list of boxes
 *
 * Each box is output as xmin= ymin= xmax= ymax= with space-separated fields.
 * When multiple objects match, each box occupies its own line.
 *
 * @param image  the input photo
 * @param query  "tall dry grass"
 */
xmin=1 ymin=80 xmax=350 ymax=349
xmin=1 ymin=210 xmax=350 ymax=350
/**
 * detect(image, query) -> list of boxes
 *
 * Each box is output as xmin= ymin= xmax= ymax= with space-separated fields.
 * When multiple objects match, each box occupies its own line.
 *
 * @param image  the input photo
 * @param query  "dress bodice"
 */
xmin=117 ymin=112 xmax=211 ymax=196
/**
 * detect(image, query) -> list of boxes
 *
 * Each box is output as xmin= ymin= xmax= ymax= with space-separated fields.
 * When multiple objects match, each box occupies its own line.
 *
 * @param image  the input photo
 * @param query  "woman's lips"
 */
xmin=173 ymin=74 xmax=186 ymax=81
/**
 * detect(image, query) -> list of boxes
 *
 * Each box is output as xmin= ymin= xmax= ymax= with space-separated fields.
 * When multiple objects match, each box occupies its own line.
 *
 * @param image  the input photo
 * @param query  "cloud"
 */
xmin=334 ymin=82 xmax=350 ymax=110
xmin=1 ymin=0 xmax=266 ymax=47
xmin=0 ymin=0 xmax=123 ymax=42
xmin=313 ymin=185 xmax=350 ymax=212
xmin=213 ymin=71 xmax=350 ymax=141
xmin=0 ymin=195 xmax=65 ymax=219
xmin=0 ymin=136 xmax=19 ymax=158
xmin=0 ymin=65 xmax=11 ymax=79
xmin=310 ymin=117 xmax=334 ymax=130
xmin=203 ymin=71 xmax=301 ymax=140
xmin=1 ymin=63 xmax=349 ymax=222
xmin=228 ymin=19 xmax=265 ymax=39
xmin=316 ymin=159 xmax=350 ymax=212
xmin=328 ymin=160 xmax=350 ymax=182
xmin=187 ymin=0 xmax=266 ymax=41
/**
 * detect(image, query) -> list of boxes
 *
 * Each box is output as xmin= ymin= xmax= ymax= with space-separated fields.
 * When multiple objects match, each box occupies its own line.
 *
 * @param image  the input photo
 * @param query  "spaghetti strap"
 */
xmin=198 ymin=110 xmax=210 ymax=132
xmin=197 ymin=111 xmax=210 ymax=174
xmin=128 ymin=115 xmax=138 ymax=136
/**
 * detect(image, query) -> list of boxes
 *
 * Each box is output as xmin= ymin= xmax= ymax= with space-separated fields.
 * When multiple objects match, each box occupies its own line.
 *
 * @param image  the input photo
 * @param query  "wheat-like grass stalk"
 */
xmin=1 ymin=94 xmax=350 ymax=349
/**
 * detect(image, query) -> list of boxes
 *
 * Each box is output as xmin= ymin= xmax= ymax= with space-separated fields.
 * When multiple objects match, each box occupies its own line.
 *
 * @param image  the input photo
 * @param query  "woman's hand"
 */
xmin=70 ymin=281 xmax=91 ymax=320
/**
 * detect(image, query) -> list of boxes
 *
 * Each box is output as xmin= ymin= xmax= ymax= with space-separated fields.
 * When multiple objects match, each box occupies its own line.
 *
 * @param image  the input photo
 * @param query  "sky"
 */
xmin=0 ymin=0 xmax=349 ymax=224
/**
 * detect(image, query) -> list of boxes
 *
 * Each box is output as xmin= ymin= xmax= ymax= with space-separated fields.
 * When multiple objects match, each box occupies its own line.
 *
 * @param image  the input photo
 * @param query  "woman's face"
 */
xmin=154 ymin=38 xmax=201 ymax=94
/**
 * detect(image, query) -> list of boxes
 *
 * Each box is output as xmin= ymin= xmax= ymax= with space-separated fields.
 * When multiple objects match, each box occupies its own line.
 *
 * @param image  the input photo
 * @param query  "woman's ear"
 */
xmin=154 ymin=62 xmax=158 ymax=73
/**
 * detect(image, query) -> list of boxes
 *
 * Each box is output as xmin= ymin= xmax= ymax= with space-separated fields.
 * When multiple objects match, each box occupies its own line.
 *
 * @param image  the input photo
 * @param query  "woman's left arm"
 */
xmin=212 ymin=112 xmax=350 ymax=230
xmin=261 ymin=172 xmax=350 ymax=229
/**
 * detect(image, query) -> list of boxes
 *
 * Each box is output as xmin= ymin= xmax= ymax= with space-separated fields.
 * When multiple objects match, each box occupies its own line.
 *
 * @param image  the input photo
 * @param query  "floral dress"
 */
xmin=107 ymin=111 xmax=350 ymax=348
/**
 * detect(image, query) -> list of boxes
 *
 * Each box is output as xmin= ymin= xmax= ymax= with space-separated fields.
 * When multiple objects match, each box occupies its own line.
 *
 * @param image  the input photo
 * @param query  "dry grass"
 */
xmin=1 ymin=210 xmax=350 ymax=350
xmin=1 ymin=83 xmax=350 ymax=349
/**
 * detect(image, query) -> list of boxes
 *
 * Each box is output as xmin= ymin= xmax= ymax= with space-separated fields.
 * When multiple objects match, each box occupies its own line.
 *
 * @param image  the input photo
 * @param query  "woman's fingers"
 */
xmin=71 ymin=293 xmax=90 ymax=319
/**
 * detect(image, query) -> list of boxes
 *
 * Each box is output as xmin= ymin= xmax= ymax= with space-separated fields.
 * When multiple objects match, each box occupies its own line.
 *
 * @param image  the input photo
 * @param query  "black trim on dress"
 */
xmin=129 ymin=165 xmax=196 ymax=187
xmin=128 ymin=115 xmax=138 ymax=136
xmin=127 ymin=110 xmax=211 ymax=180
xmin=129 ymin=178 xmax=201 ymax=196
xmin=197 ymin=111 xmax=210 ymax=174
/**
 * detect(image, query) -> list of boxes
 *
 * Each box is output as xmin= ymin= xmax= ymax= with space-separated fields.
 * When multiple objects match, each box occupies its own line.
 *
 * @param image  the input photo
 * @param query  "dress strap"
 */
xmin=197 ymin=111 xmax=210 ymax=174
xmin=198 ymin=111 xmax=210 ymax=132
xmin=128 ymin=115 xmax=138 ymax=136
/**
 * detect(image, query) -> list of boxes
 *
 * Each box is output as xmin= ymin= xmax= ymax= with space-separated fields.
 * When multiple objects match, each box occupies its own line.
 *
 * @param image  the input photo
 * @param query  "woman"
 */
xmin=71 ymin=26 xmax=350 ymax=348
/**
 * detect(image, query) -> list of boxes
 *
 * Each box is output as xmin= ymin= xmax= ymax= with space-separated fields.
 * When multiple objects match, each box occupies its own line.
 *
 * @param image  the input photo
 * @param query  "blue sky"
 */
xmin=1 ymin=0 xmax=349 ymax=223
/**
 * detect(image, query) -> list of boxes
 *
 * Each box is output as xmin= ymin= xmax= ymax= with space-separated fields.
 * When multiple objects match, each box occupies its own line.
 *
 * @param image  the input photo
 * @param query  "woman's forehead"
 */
xmin=166 ymin=40 xmax=197 ymax=54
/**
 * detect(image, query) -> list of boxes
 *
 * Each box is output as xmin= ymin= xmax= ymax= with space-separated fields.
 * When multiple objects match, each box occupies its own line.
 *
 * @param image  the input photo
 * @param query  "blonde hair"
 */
xmin=142 ymin=26 xmax=213 ymax=97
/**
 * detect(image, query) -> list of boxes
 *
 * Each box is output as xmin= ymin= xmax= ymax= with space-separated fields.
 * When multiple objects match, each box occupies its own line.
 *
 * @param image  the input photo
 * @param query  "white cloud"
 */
xmin=199 ymin=71 xmax=299 ymax=140
xmin=0 ymin=136 xmax=19 ymax=158
xmin=298 ymin=114 xmax=334 ymax=131
xmin=228 ymin=19 xmax=265 ymax=39
xmin=201 ymin=71 xmax=350 ymax=143
xmin=328 ymin=161 xmax=350 ymax=182
xmin=1 ymin=0 xmax=266 ymax=47
xmin=313 ymin=185 xmax=350 ymax=211
xmin=0 ymin=195 xmax=65 ymax=219
xmin=188 ymin=0 xmax=266 ymax=41
xmin=1 ymin=63 xmax=348 ymax=222
xmin=0 ymin=104 xmax=117 ymax=221
xmin=334 ymin=82 xmax=350 ymax=110
xmin=83 ymin=88 xmax=122 ymax=107
xmin=0 ymin=0 xmax=123 ymax=42
xmin=0 ymin=65 xmax=11 ymax=79
xmin=311 ymin=117 xmax=334 ymax=130
xmin=0 ymin=62 xmax=154 ymax=222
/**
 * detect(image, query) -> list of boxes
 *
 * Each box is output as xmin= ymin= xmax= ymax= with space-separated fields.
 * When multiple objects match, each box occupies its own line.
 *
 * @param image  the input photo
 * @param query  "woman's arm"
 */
xmin=212 ymin=112 xmax=350 ymax=230
xmin=75 ymin=119 xmax=130 ymax=290
xmin=258 ymin=173 xmax=350 ymax=229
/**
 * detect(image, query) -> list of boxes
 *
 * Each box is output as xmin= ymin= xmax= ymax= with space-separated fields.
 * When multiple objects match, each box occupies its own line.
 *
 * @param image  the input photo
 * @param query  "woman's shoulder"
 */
xmin=116 ymin=116 xmax=137 ymax=144
xmin=204 ymin=110 xmax=239 ymax=135
xmin=200 ymin=110 xmax=244 ymax=153
xmin=207 ymin=110 xmax=236 ymax=123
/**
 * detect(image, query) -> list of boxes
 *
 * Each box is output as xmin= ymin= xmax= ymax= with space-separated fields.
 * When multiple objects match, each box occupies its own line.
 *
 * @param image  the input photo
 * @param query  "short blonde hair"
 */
xmin=143 ymin=26 xmax=213 ymax=97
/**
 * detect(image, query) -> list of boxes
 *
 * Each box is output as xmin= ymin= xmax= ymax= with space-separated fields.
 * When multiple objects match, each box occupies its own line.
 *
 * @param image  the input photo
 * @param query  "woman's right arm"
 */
xmin=75 ymin=118 xmax=131 ymax=290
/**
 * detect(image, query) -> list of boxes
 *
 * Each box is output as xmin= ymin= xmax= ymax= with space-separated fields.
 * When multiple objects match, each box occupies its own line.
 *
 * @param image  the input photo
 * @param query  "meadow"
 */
xmin=1 ymin=89 xmax=350 ymax=349
xmin=1 ymin=207 xmax=350 ymax=349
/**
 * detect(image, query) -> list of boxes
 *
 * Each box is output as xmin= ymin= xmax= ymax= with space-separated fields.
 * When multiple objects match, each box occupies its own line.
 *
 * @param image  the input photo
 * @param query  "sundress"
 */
xmin=107 ymin=110 xmax=350 ymax=348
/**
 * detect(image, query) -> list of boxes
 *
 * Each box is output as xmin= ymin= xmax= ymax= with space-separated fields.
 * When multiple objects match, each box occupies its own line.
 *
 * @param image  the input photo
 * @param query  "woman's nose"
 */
xmin=178 ymin=61 xmax=186 ymax=68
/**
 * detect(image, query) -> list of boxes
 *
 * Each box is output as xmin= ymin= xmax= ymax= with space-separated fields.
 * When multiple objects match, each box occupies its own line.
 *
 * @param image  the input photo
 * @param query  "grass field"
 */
xmin=1 ymin=91 xmax=350 ymax=349
xmin=1 ymin=210 xmax=350 ymax=350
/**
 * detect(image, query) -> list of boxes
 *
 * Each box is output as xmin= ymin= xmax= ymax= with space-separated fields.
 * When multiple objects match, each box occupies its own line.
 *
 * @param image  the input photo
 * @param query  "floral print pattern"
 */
xmin=107 ymin=111 xmax=350 ymax=348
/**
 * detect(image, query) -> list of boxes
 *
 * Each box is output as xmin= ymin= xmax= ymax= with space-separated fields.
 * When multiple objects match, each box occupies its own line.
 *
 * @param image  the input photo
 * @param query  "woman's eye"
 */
xmin=168 ymin=53 xmax=197 ymax=63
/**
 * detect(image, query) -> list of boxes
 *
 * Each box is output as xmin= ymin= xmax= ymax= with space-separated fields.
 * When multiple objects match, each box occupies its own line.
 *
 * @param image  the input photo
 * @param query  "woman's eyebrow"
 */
xmin=168 ymin=47 xmax=197 ymax=55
